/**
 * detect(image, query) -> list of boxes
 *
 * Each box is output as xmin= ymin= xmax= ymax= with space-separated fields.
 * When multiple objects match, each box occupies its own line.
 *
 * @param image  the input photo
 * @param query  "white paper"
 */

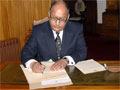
xmin=20 ymin=61 xmax=72 ymax=89
xmin=75 ymin=59 xmax=106 ymax=74
xmin=41 ymin=76 xmax=71 ymax=85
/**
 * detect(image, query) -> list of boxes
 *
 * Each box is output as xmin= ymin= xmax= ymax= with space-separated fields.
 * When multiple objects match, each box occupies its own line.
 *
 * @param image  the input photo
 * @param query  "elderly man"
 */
xmin=21 ymin=1 xmax=87 ymax=73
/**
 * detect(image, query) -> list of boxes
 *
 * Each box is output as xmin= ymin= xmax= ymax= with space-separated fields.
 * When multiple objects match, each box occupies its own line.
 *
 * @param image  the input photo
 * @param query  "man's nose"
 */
xmin=56 ymin=19 xmax=60 ymax=25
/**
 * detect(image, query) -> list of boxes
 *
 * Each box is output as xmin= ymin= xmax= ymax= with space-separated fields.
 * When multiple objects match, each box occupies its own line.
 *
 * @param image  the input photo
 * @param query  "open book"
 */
xmin=20 ymin=61 xmax=72 ymax=89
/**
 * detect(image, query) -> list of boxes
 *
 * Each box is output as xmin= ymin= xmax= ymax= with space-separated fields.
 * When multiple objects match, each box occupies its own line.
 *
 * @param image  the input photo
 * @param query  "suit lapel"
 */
xmin=61 ymin=24 xmax=73 ymax=57
xmin=45 ymin=23 xmax=57 ymax=59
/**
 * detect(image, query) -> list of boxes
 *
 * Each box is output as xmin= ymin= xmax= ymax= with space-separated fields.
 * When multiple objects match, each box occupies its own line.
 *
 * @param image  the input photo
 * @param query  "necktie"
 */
xmin=56 ymin=32 xmax=61 ymax=60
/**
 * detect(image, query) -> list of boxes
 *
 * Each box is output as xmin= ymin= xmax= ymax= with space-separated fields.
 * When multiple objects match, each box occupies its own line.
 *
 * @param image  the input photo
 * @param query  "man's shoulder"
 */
xmin=29 ymin=21 xmax=49 ymax=37
xmin=67 ymin=21 xmax=83 ymax=33
xmin=68 ymin=21 xmax=83 ymax=27
xmin=32 ymin=21 xmax=49 ymax=33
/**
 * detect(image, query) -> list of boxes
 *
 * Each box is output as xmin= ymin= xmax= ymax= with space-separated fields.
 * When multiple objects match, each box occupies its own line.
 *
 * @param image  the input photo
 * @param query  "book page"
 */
xmin=75 ymin=59 xmax=106 ymax=74
xmin=20 ymin=61 xmax=72 ymax=89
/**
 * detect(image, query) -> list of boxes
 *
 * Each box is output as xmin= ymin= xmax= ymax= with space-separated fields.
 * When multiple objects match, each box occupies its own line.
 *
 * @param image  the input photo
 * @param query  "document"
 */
xmin=75 ymin=59 xmax=106 ymax=74
xmin=20 ymin=61 xmax=72 ymax=89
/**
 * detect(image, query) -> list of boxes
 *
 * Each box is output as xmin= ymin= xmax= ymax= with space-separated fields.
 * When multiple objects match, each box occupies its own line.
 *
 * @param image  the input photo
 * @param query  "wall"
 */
xmin=0 ymin=0 xmax=54 ymax=49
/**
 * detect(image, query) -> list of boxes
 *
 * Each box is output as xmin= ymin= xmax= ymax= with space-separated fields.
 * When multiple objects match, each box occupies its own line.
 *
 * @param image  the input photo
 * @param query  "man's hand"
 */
xmin=50 ymin=59 xmax=68 ymax=71
xmin=30 ymin=62 xmax=45 ymax=73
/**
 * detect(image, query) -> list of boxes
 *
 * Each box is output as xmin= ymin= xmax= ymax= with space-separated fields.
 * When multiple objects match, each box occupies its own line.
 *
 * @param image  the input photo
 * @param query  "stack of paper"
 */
xmin=20 ymin=61 xmax=72 ymax=89
xmin=75 ymin=59 xmax=106 ymax=74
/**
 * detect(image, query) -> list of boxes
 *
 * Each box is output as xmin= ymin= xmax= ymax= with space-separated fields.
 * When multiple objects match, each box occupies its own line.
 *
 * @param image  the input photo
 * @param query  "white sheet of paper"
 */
xmin=41 ymin=76 xmax=71 ymax=85
xmin=75 ymin=59 xmax=106 ymax=74
xmin=20 ymin=60 xmax=72 ymax=89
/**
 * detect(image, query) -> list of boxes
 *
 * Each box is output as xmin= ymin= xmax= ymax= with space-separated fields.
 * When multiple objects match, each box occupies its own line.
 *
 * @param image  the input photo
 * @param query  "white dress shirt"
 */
xmin=25 ymin=30 xmax=75 ymax=69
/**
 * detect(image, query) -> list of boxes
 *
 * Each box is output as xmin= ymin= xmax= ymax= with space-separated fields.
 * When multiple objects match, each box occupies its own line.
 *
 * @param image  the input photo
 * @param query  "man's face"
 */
xmin=49 ymin=6 xmax=69 ymax=32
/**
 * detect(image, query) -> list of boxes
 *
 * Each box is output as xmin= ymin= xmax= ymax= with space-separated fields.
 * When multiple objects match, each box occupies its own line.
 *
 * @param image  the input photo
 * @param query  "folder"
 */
xmin=20 ymin=61 xmax=72 ymax=89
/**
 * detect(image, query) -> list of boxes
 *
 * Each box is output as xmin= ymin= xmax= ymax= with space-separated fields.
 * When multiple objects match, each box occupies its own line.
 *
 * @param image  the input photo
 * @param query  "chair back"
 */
xmin=25 ymin=17 xmax=48 ymax=43
xmin=0 ymin=38 xmax=21 ymax=64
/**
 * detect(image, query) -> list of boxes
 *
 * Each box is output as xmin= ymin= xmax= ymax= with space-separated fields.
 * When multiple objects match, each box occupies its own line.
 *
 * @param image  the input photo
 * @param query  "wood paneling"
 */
xmin=100 ymin=0 xmax=119 ymax=40
xmin=106 ymin=0 xmax=118 ymax=10
xmin=0 ymin=0 xmax=54 ymax=49
xmin=101 ymin=11 xmax=119 ymax=40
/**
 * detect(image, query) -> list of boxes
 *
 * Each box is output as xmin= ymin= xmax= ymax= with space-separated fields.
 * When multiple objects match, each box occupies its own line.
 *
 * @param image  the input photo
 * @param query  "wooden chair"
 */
xmin=0 ymin=38 xmax=21 ymax=64
xmin=25 ymin=17 xmax=48 ymax=43
xmin=33 ymin=17 xmax=48 ymax=26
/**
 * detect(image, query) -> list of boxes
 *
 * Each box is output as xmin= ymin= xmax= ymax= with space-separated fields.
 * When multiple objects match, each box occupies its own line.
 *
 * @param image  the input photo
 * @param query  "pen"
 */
xmin=104 ymin=64 xmax=108 ymax=69
xmin=37 ymin=54 xmax=44 ymax=74
xmin=40 ymin=65 xmax=44 ymax=74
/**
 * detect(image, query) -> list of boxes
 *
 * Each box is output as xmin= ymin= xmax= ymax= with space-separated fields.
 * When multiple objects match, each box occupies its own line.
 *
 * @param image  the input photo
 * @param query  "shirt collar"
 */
xmin=52 ymin=30 xmax=63 ymax=41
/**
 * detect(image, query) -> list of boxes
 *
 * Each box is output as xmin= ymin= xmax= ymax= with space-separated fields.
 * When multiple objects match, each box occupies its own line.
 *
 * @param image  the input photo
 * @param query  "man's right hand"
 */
xmin=30 ymin=62 xmax=45 ymax=73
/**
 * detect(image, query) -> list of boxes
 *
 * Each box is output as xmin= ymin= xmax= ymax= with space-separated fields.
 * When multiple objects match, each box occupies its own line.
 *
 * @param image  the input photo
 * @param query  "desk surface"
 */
xmin=0 ymin=60 xmax=120 ymax=90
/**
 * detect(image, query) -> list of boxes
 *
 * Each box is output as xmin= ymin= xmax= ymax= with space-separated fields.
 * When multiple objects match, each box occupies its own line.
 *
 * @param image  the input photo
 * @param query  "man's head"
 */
xmin=48 ymin=1 xmax=69 ymax=32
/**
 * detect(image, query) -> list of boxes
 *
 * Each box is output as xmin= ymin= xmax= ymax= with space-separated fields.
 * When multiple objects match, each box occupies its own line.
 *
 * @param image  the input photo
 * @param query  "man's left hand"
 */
xmin=50 ymin=59 xmax=68 ymax=71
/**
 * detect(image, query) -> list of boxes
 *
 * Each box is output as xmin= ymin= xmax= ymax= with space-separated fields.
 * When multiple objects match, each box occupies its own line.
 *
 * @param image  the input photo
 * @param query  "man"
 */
xmin=21 ymin=1 xmax=87 ymax=73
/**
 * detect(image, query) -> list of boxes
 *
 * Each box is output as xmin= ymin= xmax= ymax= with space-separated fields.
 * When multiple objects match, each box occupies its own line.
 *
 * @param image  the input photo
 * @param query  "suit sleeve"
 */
xmin=21 ymin=26 xmax=38 ymax=67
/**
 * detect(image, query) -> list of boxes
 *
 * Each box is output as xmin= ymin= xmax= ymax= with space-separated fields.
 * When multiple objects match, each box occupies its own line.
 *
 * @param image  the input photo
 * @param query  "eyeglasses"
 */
xmin=50 ymin=15 xmax=67 ymax=23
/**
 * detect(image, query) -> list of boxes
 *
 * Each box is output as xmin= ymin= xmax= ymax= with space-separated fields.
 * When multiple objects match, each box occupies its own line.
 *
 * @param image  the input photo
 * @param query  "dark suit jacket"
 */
xmin=21 ymin=21 xmax=87 ymax=67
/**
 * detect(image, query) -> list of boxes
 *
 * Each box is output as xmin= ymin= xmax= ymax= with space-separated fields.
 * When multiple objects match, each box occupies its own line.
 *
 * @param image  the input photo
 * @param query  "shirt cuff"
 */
xmin=64 ymin=56 xmax=75 ymax=65
xmin=25 ymin=59 xmax=38 ymax=71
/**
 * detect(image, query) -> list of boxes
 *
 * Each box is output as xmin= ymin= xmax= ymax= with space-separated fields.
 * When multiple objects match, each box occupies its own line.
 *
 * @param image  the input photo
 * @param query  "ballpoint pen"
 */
xmin=104 ymin=64 xmax=108 ymax=69
xmin=37 ymin=54 xmax=44 ymax=74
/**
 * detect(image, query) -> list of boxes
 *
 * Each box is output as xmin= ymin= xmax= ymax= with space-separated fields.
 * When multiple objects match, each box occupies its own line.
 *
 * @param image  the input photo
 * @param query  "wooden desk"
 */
xmin=0 ymin=60 xmax=120 ymax=90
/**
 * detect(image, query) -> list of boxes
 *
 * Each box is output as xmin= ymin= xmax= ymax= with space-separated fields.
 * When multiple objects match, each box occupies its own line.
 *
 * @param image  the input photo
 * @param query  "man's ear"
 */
xmin=48 ymin=11 xmax=50 ymax=18
xmin=67 ymin=14 xmax=70 ymax=20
